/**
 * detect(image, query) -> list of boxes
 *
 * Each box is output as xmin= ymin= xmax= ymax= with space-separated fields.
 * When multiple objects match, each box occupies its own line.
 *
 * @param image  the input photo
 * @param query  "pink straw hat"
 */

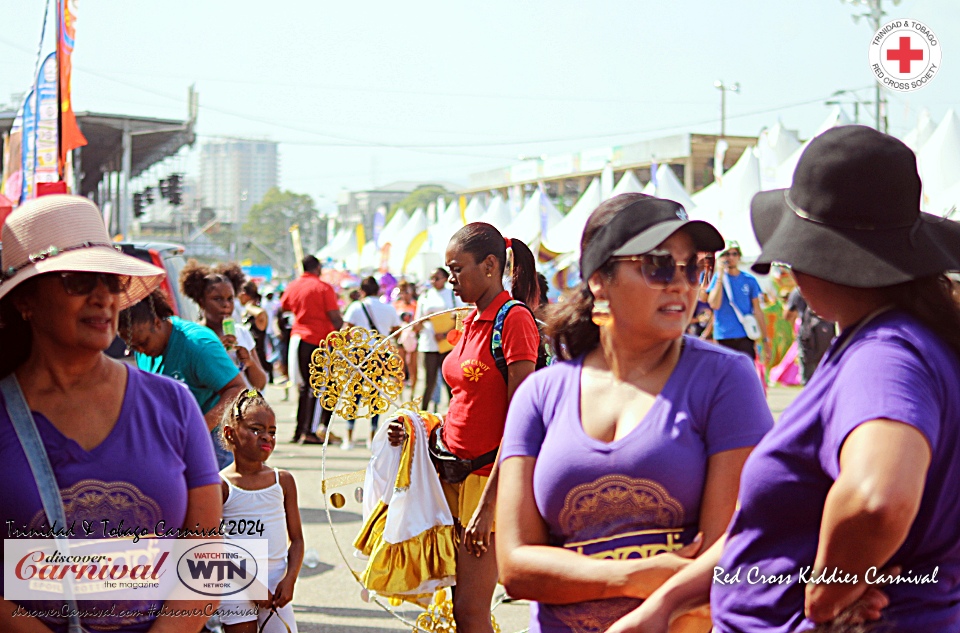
xmin=0 ymin=194 xmax=165 ymax=309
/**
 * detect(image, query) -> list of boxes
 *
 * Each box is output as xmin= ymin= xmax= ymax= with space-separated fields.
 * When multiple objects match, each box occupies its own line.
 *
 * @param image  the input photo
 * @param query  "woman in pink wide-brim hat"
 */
xmin=0 ymin=195 xmax=223 ymax=633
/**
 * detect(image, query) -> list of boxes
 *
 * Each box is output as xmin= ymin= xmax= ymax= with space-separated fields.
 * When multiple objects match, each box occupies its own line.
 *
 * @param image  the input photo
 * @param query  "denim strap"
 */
xmin=1 ymin=374 xmax=86 ymax=633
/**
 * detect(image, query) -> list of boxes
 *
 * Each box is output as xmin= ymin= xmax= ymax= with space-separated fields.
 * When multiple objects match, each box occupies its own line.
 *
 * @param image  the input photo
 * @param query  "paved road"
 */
xmin=260 ymin=381 xmax=802 ymax=633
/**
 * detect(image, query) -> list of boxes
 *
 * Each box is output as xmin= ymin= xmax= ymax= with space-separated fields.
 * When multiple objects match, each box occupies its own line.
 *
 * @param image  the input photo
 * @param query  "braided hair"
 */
xmin=220 ymin=388 xmax=275 ymax=449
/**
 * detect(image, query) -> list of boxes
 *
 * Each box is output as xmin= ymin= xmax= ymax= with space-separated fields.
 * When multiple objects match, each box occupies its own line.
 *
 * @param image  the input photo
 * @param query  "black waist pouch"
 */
xmin=428 ymin=425 xmax=498 ymax=484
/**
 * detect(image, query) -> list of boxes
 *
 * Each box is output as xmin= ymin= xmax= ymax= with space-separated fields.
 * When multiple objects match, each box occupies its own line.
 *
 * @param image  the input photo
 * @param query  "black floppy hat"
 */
xmin=580 ymin=193 xmax=724 ymax=281
xmin=751 ymin=125 xmax=960 ymax=288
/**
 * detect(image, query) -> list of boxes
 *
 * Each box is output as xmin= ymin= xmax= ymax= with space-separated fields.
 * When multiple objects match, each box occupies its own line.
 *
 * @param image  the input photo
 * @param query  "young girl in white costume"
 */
xmin=220 ymin=389 xmax=304 ymax=633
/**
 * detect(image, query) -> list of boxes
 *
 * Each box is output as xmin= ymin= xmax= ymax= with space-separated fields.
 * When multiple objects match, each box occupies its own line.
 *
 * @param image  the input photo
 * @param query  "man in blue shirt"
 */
xmin=706 ymin=240 xmax=770 ymax=361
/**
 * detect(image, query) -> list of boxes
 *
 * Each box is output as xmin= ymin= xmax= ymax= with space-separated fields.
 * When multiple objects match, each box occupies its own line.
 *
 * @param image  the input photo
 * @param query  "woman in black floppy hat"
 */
xmin=607 ymin=126 xmax=960 ymax=633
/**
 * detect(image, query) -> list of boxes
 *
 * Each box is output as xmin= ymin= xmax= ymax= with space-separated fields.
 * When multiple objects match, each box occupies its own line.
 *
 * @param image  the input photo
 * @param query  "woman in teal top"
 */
xmin=120 ymin=289 xmax=245 ymax=469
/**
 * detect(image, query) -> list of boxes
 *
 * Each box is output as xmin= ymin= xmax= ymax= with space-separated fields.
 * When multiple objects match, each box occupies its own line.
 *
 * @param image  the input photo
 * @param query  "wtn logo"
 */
xmin=176 ymin=542 xmax=262 ymax=597
xmin=185 ymin=559 xmax=248 ymax=581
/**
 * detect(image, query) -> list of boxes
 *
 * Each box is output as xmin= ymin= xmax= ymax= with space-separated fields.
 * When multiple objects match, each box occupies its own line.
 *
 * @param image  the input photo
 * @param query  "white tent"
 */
xmin=610 ymin=170 xmax=644 ymax=196
xmin=917 ymin=109 xmax=960 ymax=211
xmin=903 ymin=109 xmax=938 ymax=152
xmin=463 ymin=197 xmax=486 ymax=223
xmin=317 ymin=226 xmax=358 ymax=262
xmin=426 ymin=198 xmax=466 ymax=252
xmin=926 ymin=179 xmax=960 ymax=218
xmin=600 ymin=163 xmax=615 ymax=201
xmin=503 ymin=187 xmax=564 ymax=247
xmin=771 ymin=106 xmax=852 ymax=188
xmin=541 ymin=178 xmax=601 ymax=255
xmin=642 ymin=164 xmax=696 ymax=212
xmin=404 ymin=251 xmax=445 ymax=283
xmin=378 ymin=208 xmax=408 ymax=248
xmin=388 ymin=207 xmax=429 ymax=274
xmin=355 ymin=208 xmax=410 ymax=270
xmin=756 ymin=121 xmax=802 ymax=191
xmin=690 ymin=147 xmax=762 ymax=257
xmin=435 ymin=196 xmax=446 ymax=223
xmin=479 ymin=195 xmax=514 ymax=233
xmin=357 ymin=239 xmax=381 ymax=271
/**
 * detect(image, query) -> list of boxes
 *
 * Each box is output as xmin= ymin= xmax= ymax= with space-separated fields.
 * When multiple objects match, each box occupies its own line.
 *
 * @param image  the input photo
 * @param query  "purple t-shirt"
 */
xmin=501 ymin=336 xmax=773 ymax=633
xmin=0 ymin=366 xmax=220 ymax=633
xmin=713 ymin=310 xmax=960 ymax=633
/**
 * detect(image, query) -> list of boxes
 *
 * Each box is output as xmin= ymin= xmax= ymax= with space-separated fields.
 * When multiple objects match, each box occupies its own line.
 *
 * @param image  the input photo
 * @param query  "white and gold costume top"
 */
xmin=353 ymin=409 xmax=457 ymax=603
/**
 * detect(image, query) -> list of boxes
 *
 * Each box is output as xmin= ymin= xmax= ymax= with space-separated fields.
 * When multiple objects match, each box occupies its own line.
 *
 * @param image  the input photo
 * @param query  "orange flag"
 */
xmin=58 ymin=0 xmax=87 ymax=174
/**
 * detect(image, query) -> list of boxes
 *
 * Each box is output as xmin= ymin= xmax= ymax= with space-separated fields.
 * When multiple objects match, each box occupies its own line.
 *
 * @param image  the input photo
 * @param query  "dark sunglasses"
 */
xmin=610 ymin=253 xmax=714 ymax=289
xmin=59 ymin=272 xmax=132 ymax=296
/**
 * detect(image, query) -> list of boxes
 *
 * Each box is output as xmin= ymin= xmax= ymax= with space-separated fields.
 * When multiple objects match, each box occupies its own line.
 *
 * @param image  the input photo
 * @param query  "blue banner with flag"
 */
xmin=19 ymin=90 xmax=37 ymax=203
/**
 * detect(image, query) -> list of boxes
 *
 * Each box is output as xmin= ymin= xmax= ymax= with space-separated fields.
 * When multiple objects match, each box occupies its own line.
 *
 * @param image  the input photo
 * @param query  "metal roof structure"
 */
xmin=0 ymin=109 xmax=195 ymax=199
xmin=1 ymin=89 xmax=197 ymax=237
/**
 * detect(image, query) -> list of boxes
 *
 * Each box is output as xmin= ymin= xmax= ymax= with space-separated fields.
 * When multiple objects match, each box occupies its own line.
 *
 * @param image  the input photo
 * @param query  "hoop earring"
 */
xmin=591 ymin=300 xmax=613 ymax=327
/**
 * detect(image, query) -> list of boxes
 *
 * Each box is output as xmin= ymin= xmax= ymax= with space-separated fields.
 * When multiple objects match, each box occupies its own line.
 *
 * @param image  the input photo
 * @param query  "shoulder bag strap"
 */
xmin=721 ymin=273 xmax=749 ymax=327
xmin=0 ymin=374 xmax=87 ymax=633
xmin=359 ymin=300 xmax=382 ymax=335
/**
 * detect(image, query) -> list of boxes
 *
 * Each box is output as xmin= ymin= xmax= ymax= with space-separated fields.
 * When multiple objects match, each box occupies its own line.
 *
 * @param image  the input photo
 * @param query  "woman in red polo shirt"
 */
xmin=391 ymin=222 xmax=540 ymax=633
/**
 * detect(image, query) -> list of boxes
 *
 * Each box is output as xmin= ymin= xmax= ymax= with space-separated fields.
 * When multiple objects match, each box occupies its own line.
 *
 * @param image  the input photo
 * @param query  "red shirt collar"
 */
xmin=471 ymin=290 xmax=512 ymax=323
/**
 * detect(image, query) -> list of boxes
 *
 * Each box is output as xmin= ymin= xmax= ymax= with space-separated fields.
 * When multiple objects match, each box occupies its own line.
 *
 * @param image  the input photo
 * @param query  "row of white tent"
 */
xmin=319 ymin=106 xmax=960 ymax=276
xmin=317 ymin=164 xmax=691 ymax=279
xmin=691 ymin=107 xmax=960 ymax=258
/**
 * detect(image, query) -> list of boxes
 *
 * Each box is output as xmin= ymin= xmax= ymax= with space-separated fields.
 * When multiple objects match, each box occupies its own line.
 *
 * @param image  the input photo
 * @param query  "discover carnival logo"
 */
xmin=869 ymin=19 xmax=941 ymax=93
xmin=4 ymin=539 xmax=268 ymax=601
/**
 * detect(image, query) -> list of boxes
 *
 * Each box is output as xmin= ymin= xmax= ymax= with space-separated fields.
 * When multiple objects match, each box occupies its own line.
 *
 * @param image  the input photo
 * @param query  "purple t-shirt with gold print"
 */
xmin=712 ymin=310 xmax=960 ymax=633
xmin=0 ymin=366 xmax=220 ymax=633
xmin=501 ymin=336 xmax=773 ymax=633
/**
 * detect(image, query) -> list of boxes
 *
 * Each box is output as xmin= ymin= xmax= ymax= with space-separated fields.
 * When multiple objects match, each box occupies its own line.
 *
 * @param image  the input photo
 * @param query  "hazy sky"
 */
xmin=2 ymin=0 xmax=958 ymax=206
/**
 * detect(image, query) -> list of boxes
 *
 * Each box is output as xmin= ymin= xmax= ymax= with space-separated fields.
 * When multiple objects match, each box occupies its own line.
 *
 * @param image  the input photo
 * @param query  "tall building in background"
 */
xmin=200 ymin=138 xmax=279 ymax=223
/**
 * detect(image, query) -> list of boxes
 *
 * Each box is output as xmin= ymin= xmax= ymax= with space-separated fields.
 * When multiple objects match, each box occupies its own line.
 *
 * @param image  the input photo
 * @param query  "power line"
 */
xmin=75 ymin=69 xmax=717 ymax=105
xmin=0 ymin=34 xmax=877 ymax=153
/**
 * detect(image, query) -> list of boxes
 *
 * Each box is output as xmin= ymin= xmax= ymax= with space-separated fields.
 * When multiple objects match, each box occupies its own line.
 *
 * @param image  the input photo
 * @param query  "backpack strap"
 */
xmin=491 ymin=299 xmax=535 ymax=384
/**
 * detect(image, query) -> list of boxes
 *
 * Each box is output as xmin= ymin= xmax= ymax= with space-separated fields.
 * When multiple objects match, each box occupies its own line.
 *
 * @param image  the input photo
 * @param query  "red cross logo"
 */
xmin=886 ymin=36 xmax=924 ymax=73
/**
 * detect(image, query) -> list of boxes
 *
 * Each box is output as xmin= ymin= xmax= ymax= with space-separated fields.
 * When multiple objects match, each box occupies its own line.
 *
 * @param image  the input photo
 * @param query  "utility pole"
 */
xmin=842 ymin=0 xmax=900 ymax=133
xmin=714 ymin=80 xmax=740 ymax=137
xmin=826 ymin=89 xmax=873 ymax=124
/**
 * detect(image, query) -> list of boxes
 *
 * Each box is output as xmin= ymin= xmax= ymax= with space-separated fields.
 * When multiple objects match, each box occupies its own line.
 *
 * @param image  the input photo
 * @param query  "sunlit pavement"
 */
xmin=260 ymin=382 xmax=802 ymax=633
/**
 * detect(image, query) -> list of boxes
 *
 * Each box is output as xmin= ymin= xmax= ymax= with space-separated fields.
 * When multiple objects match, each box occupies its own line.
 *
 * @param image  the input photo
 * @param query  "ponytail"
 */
xmin=505 ymin=237 xmax=539 ymax=309
xmin=450 ymin=222 xmax=539 ymax=308
xmin=542 ymin=194 xmax=626 ymax=360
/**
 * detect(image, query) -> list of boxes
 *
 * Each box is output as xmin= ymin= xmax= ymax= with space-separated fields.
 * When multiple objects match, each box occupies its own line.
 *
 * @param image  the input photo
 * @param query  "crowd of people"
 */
xmin=3 ymin=125 xmax=960 ymax=633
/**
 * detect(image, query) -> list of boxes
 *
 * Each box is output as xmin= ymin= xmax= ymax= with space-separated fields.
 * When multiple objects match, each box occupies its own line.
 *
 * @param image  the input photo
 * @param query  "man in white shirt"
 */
xmin=344 ymin=276 xmax=401 ymax=337
xmin=342 ymin=276 xmax=401 ymax=449
xmin=413 ymin=268 xmax=464 ymax=410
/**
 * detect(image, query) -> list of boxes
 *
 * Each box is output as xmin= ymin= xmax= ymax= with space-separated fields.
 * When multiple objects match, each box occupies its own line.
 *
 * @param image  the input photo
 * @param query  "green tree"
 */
xmin=242 ymin=188 xmax=320 ymax=272
xmin=389 ymin=185 xmax=452 ymax=220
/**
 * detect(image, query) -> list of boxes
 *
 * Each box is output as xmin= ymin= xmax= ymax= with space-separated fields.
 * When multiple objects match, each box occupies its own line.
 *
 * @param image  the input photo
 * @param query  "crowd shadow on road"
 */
xmin=293 ymin=605 xmax=398 ymax=620
xmin=295 ymin=623 xmax=403 ymax=633
xmin=297 ymin=561 xmax=335 ymax=578
xmin=300 ymin=507 xmax=362 ymax=524
xmin=280 ymin=455 xmax=374 ymax=466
